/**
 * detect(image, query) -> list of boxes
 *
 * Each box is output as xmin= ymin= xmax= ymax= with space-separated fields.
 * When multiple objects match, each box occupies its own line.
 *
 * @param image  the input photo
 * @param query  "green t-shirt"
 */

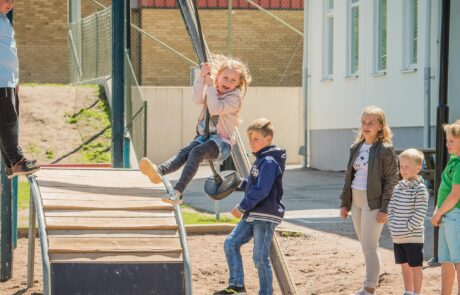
xmin=437 ymin=155 xmax=460 ymax=209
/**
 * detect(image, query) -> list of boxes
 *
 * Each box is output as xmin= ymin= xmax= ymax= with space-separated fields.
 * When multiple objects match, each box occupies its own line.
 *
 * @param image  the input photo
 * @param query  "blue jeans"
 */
xmin=224 ymin=219 xmax=277 ymax=295
xmin=157 ymin=134 xmax=231 ymax=193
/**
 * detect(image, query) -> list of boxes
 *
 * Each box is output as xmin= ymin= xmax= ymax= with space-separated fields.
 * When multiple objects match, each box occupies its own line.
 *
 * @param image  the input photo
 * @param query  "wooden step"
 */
xmin=45 ymin=216 xmax=178 ymax=230
xmin=42 ymin=199 xmax=173 ymax=210
xmin=48 ymin=237 xmax=182 ymax=254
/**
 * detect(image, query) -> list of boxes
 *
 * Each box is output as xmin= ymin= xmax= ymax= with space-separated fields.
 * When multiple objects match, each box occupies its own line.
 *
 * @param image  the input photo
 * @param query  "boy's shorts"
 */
xmin=438 ymin=208 xmax=460 ymax=263
xmin=393 ymin=243 xmax=424 ymax=267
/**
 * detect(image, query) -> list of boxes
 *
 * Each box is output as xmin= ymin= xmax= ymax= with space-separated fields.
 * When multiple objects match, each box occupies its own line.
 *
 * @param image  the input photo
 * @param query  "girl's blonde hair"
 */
xmin=354 ymin=106 xmax=393 ymax=144
xmin=210 ymin=53 xmax=252 ymax=97
xmin=443 ymin=119 xmax=460 ymax=138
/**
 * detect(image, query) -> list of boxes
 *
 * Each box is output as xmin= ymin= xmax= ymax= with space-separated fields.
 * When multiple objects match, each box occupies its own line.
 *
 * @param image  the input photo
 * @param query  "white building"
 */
xmin=306 ymin=0 xmax=460 ymax=171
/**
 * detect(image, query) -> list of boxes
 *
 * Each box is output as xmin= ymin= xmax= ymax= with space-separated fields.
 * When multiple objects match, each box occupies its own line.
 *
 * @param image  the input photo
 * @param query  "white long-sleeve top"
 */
xmin=387 ymin=177 xmax=429 ymax=244
xmin=192 ymin=76 xmax=242 ymax=146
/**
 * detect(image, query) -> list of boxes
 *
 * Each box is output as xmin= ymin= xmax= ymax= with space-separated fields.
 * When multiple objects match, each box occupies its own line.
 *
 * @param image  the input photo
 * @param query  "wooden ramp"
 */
xmin=35 ymin=168 xmax=186 ymax=295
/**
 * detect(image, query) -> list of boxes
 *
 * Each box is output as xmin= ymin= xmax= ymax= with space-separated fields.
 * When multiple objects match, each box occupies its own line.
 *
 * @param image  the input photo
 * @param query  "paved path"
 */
xmin=166 ymin=165 xmax=438 ymax=258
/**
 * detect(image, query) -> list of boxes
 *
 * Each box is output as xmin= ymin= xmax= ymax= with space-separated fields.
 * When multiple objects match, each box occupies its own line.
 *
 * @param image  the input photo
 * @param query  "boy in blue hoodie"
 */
xmin=213 ymin=118 xmax=286 ymax=295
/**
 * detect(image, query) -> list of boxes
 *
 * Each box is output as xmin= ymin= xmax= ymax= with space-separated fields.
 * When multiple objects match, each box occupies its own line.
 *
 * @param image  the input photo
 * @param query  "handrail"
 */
xmin=162 ymin=177 xmax=193 ymax=295
xmin=28 ymin=175 xmax=51 ymax=295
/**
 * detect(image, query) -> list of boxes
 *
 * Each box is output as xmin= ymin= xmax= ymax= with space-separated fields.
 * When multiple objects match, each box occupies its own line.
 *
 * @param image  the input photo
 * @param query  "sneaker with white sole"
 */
xmin=161 ymin=191 xmax=183 ymax=205
xmin=139 ymin=157 xmax=163 ymax=184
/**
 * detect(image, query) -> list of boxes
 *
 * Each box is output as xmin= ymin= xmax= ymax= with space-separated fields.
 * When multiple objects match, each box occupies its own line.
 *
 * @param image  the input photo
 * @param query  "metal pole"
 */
xmin=429 ymin=0 xmax=451 ymax=266
xmin=0 ymin=10 xmax=14 ymax=282
xmin=27 ymin=190 xmax=36 ymax=288
xmin=112 ymin=0 xmax=126 ymax=168
xmin=301 ymin=0 xmax=309 ymax=167
xmin=227 ymin=0 xmax=233 ymax=56
xmin=0 ymin=161 xmax=13 ymax=281
xmin=424 ymin=0 xmax=432 ymax=148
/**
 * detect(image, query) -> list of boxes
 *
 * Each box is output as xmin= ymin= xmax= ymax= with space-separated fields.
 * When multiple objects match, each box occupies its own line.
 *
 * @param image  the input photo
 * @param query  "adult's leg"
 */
xmin=224 ymin=220 xmax=253 ymax=288
xmin=441 ymin=263 xmax=455 ymax=295
xmin=174 ymin=140 xmax=219 ymax=193
xmin=156 ymin=140 xmax=200 ymax=176
xmin=0 ymin=88 xmax=23 ymax=165
xmin=456 ymin=263 xmax=460 ymax=295
xmin=252 ymin=220 xmax=277 ymax=295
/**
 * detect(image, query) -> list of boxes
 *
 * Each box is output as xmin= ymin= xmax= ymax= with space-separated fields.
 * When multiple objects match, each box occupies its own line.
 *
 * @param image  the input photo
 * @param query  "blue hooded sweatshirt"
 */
xmin=237 ymin=145 xmax=286 ymax=224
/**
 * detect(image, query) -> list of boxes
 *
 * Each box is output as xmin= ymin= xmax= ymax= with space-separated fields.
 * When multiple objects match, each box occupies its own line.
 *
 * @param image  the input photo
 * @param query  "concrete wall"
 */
xmin=140 ymin=87 xmax=302 ymax=165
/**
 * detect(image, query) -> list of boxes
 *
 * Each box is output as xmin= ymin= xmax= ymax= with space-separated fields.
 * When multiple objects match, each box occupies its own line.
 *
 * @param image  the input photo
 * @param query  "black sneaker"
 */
xmin=213 ymin=286 xmax=247 ymax=295
xmin=10 ymin=158 xmax=40 ymax=178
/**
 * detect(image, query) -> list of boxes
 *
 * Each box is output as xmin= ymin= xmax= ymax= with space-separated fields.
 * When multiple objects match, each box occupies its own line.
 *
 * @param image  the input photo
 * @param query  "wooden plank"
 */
xmin=42 ymin=199 xmax=173 ymax=210
xmin=50 ymin=252 xmax=183 ymax=263
xmin=48 ymin=237 xmax=182 ymax=253
xmin=47 ymin=229 xmax=179 ymax=238
xmin=41 ymin=193 xmax=163 ymax=201
xmin=38 ymin=186 xmax=161 ymax=197
xmin=45 ymin=216 xmax=178 ymax=230
xmin=45 ymin=210 xmax=174 ymax=218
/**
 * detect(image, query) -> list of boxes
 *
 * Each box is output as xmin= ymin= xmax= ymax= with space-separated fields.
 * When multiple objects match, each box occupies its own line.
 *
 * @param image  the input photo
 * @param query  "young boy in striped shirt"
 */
xmin=387 ymin=149 xmax=429 ymax=295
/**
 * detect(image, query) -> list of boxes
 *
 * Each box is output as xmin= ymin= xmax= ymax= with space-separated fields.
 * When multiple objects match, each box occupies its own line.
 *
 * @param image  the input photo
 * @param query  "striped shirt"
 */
xmin=387 ymin=177 xmax=429 ymax=244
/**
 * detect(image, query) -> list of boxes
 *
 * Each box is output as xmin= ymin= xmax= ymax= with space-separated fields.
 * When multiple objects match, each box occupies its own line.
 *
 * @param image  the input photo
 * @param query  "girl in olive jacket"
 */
xmin=340 ymin=106 xmax=399 ymax=295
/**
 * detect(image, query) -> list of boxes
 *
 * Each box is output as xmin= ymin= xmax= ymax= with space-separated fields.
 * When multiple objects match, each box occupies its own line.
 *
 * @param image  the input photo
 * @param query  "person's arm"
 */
xmin=379 ymin=146 xmax=399 ymax=213
xmin=235 ymin=178 xmax=248 ymax=192
xmin=431 ymin=184 xmax=460 ymax=226
xmin=191 ymin=64 xmax=211 ymax=105
xmin=237 ymin=159 xmax=279 ymax=213
xmin=340 ymin=147 xmax=354 ymax=219
xmin=191 ymin=77 xmax=206 ymax=105
xmin=206 ymin=88 xmax=241 ymax=116
xmin=407 ymin=187 xmax=429 ymax=231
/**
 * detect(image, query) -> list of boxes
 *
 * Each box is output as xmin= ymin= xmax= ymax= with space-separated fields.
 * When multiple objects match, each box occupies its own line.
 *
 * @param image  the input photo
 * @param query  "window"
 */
xmin=374 ymin=0 xmax=387 ymax=72
xmin=404 ymin=0 xmax=418 ymax=68
xmin=348 ymin=0 xmax=359 ymax=75
xmin=323 ymin=0 xmax=334 ymax=79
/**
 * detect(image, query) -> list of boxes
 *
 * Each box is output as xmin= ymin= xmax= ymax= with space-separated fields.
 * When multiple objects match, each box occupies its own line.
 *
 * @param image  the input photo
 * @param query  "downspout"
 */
xmin=302 ymin=0 xmax=309 ymax=167
xmin=424 ymin=0 xmax=432 ymax=148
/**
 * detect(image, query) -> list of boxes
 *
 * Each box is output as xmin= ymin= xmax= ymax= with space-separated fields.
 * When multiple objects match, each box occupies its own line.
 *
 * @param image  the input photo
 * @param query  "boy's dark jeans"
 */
xmin=157 ymin=139 xmax=219 ymax=193
xmin=0 ymin=88 xmax=23 ymax=167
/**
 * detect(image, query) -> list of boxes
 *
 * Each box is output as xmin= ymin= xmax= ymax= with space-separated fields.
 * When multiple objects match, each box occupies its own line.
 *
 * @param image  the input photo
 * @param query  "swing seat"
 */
xmin=204 ymin=170 xmax=240 ymax=200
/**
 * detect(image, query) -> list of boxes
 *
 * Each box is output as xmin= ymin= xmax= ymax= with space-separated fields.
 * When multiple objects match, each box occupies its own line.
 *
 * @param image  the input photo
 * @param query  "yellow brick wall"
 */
xmin=12 ymin=2 xmax=302 ymax=85
xmin=12 ymin=0 xmax=112 ymax=84
xmin=138 ymin=9 xmax=303 ymax=86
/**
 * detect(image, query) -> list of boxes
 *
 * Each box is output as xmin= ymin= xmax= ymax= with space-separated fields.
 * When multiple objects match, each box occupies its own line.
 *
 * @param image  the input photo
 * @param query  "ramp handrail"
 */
xmin=28 ymin=175 xmax=51 ymax=295
xmin=162 ymin=177 xmax=193 ymax=295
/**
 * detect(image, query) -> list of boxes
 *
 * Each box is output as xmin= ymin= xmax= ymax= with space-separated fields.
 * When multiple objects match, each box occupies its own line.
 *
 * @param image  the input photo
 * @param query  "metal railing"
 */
xmin=27 ymin=175 xmax=51 ymax=295
xmin=161 ymin=176 xmax=193 ymax=295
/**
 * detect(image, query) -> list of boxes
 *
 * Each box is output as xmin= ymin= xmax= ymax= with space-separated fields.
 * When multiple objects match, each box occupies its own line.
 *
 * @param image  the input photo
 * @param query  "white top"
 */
xmin=351 ymin=143 xmax=372 ymax=191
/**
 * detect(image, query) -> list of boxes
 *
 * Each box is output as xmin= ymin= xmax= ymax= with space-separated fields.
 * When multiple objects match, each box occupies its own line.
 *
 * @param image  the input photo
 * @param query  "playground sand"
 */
xmin=1 ymin=226 xmax=455 ymax=295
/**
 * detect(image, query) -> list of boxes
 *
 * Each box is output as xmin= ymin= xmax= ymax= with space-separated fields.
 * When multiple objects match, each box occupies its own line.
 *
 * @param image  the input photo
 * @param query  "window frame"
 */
xmin=347 ymin=0 xmax=360 ymax=77
xmin=322 ymin=0 xmax=334 ymax=80
xmin=403 ymin=0 xmax=418 ymax=70
xmin=374 ymin=0 xmax=387 ymax=74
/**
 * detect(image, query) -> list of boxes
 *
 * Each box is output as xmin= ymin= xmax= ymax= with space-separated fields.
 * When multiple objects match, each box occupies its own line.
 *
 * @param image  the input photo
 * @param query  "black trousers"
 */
xmin=0 ymin=87 xmax=23 ymax=167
